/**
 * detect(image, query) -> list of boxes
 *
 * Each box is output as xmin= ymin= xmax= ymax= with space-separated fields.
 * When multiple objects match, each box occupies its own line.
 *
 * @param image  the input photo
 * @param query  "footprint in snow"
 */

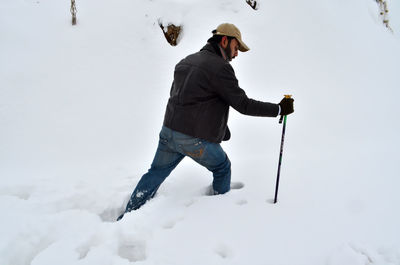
xmin=99 ymin=207 xmax=125 ymax=222
xmin=118 ymin=239 xmax=146 ymax=262
xmin=0 ymin=186 xmax=34 ymax=200
xmin=230 ymin=182 xmax=244 ymax=190
xmin=184 ymin=198 xmax=196 ymax=207
xmin=214 ymin=244 xmax=233 ymax=259
xmin=76 ymin=244 xmax=91 ymax=260
xmin=162 ymin=217 xmax=184 ymax=229
xmin=236 ymin=199 xmax=248 ymax=205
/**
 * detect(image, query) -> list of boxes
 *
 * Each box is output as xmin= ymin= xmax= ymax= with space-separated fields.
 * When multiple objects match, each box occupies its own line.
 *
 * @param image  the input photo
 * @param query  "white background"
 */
xmin=1 ymin=0 xmax=400 ymax=264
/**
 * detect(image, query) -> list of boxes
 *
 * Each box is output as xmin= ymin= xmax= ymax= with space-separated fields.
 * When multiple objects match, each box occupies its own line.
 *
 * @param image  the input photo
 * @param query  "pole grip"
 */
xmin=278 ymin=95 xmax=291 ymax=124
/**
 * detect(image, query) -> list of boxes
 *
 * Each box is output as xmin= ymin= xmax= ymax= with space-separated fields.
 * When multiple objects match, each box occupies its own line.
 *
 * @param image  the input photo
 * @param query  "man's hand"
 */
xmin=279 ymin=97 xmax=294 ymax=115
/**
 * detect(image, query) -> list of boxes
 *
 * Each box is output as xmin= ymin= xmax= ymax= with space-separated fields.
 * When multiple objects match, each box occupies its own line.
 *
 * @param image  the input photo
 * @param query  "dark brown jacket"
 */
xmin=163 ymin=43 xmax=279 ymax=143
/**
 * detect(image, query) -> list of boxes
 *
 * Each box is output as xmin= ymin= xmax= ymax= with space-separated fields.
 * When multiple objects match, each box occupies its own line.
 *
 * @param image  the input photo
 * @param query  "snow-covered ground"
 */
xmin=1 ymin=0 xmax=400 ymax=264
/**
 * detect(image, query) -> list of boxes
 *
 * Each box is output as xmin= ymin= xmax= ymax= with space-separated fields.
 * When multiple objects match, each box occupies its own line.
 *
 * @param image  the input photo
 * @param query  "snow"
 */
xmin=1 ymin=0 xmax=400 ymax=264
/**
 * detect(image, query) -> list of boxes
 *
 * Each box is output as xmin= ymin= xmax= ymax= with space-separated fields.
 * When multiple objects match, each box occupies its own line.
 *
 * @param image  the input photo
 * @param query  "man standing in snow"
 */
xmin=118 ymin=23 xmax=294 ymax=221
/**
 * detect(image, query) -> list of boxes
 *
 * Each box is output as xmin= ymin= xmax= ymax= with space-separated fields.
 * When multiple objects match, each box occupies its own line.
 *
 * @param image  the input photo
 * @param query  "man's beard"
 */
xmin=223 ymin=43 xmax=232 ymax=61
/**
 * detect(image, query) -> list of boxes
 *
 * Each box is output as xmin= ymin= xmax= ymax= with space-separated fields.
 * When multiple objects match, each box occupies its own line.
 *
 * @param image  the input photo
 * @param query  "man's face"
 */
xmin=221 ymin=37 xmax=240 ymax=61
xmin=228 ymin=38 xmax=239 ymax=60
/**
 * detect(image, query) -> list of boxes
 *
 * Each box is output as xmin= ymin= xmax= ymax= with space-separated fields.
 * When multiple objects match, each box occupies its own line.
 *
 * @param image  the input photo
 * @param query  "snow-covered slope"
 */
xmin=1 ymin=0 xmax=400 ymax=264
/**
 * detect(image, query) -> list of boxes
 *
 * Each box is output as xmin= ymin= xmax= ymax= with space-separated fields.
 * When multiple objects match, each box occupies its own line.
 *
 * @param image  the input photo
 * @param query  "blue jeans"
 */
xmin=118 ymin=126 xmax=231 ymax=220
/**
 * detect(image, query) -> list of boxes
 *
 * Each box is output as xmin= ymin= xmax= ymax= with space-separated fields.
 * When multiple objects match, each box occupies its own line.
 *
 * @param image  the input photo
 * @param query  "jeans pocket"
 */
xmin=181 ymin=139 xmax=204 ymax=158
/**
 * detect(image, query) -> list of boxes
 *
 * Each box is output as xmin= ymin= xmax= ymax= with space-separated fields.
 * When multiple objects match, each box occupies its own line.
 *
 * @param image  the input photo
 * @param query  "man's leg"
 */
xmin=200 ymin=142 xmax=231 ymax=194
xmin=118 ymin=132 xmax=184 ymax=220
xmin=180 ymin=139 xmax=231 ymax=195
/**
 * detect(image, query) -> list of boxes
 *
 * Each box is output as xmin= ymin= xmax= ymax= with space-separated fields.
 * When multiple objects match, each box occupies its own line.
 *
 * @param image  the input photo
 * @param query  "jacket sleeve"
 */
xmin=214 ymin=63 xmax=279 ymax=117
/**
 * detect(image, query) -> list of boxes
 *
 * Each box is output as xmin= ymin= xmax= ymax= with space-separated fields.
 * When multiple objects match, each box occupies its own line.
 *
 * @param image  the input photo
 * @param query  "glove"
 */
xmin=279 ymin=97 xmax=294 ymax=115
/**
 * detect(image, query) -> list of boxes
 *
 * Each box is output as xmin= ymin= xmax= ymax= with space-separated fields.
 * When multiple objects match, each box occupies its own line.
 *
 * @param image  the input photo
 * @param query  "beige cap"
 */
xmin=213 ymin=23 xmax=250 ymax=52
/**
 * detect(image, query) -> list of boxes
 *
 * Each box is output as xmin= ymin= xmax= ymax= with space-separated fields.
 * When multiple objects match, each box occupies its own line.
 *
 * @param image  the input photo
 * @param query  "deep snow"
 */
xmin=1 ymin=0 xmax=400 ymax=264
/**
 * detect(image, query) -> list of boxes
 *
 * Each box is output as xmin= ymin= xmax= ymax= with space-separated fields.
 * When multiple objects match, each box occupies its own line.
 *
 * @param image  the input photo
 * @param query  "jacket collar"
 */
xmin=201 ymin=43 xmax=231 ymax=62
xmin=201 ymin=42 xmax=225 ymax=60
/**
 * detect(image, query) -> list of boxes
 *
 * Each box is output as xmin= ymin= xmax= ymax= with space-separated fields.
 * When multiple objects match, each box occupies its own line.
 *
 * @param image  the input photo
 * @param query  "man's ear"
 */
xmin=220 ymin=36 xmax=228 ymax=48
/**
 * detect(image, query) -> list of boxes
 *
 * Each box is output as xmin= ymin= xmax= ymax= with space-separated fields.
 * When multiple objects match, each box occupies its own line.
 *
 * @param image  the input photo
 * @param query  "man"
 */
xmin=118 ymin=23 xmax=294 ymax=221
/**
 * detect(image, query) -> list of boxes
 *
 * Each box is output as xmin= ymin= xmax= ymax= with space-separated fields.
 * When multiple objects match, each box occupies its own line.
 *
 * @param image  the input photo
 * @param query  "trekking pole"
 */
xmin=274 ymin=95 xmax=292 ymax=204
